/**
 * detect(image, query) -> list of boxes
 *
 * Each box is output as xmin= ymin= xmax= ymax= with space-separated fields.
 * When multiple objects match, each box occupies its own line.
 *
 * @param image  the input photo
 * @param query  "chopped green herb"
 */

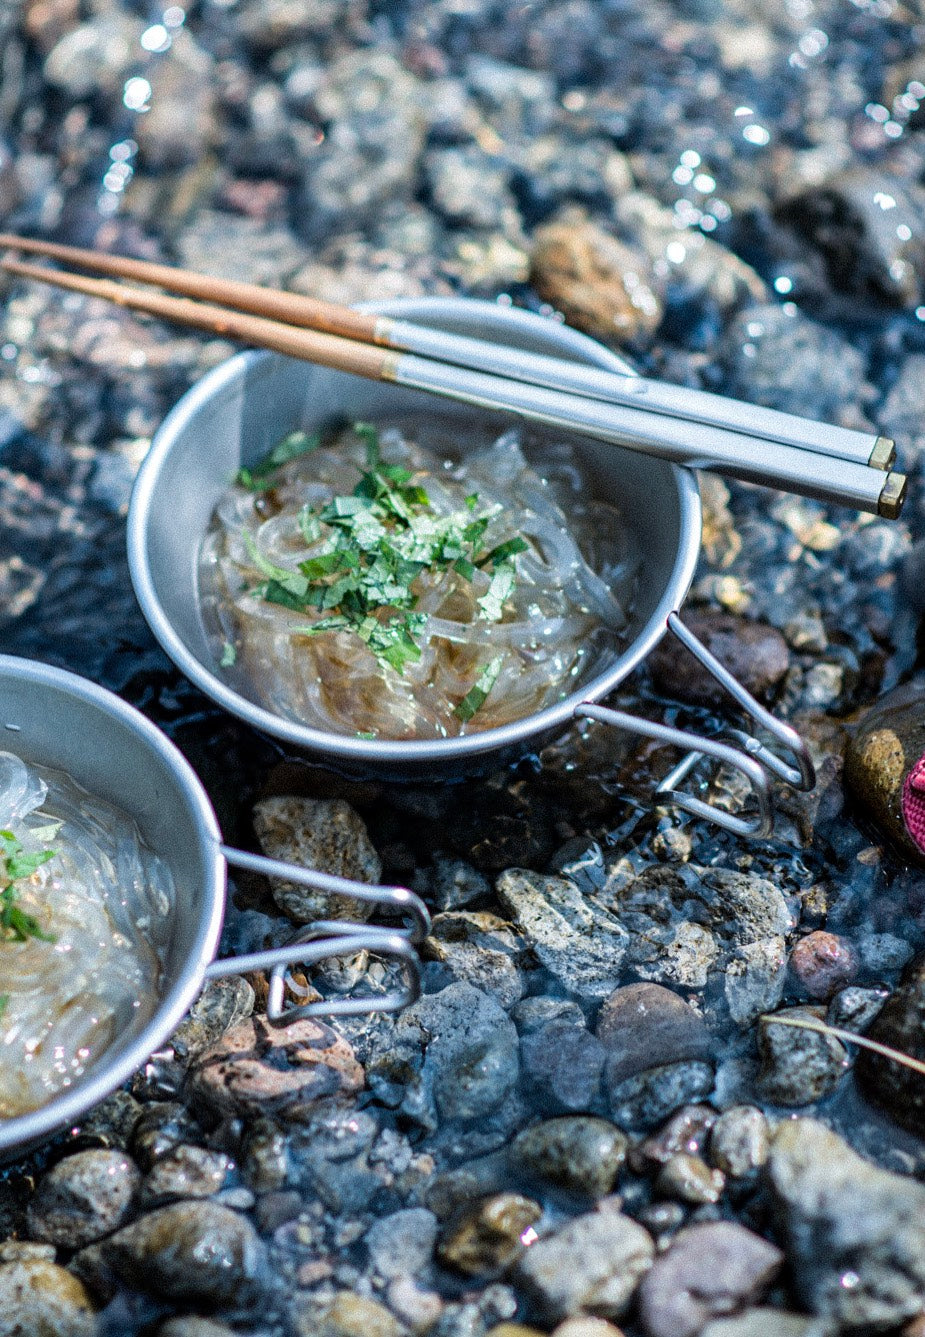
xmin=355 ymin=730 xmax=377 ymax=740
xmin=220 ymin=641 xmax=237 ymax=668
xmin=455 ymin=656 xmax=504 ymax=721
xmin=479 ymin=536 xmax=530 ymax=567
xmin=0 ymin=994 xmax=8 ymax=1020
xmin=235 ymin=430 xmax=320 ymax=489
xmin=0 ymin=830 xmax=56 ymax=943
xmin=478 ymin=564 xmax=516 ymax=622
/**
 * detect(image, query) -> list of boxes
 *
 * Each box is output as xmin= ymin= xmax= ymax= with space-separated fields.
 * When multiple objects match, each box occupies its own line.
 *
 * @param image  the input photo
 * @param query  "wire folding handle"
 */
xmin=204 ymin=846 xmax=431 ymax=1022
xmin=574 ymin=611 xmax=815 ymax=838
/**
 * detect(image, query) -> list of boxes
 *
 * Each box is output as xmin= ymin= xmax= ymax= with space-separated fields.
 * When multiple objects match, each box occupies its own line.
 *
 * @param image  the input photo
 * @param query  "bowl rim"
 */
xmin=128 ymin=296 xmax=703 ymax=763
xmin=0 ymin=654 xmax=225 ymax=1156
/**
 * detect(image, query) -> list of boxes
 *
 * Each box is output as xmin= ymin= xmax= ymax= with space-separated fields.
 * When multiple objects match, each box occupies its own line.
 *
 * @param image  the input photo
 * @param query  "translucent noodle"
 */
xmin=0 ymin=753 xmax=173 ymax=1119
xmin=200 ymin=425 xmax=639 ymax=740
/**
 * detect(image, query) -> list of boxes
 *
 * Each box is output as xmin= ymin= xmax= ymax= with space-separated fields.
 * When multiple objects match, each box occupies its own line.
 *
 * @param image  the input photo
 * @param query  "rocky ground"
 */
xmin=3 ymin=0 xmax=925 ymax=1334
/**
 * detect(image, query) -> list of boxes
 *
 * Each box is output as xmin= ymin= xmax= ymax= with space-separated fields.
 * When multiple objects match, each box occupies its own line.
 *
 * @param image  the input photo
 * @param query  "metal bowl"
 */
xmin=0 ymin=654 xmax=427 ymax=1158
xmin=127 ymin=298 xmax=812 ymax=831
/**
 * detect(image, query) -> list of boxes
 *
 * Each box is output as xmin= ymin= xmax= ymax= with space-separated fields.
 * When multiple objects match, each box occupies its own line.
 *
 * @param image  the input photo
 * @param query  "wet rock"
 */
xmin=366 ymin=1208 xmax=438 ymax=1279
xmin=856 ymin=953 xmax=925 ymax=1135
xmin=708 ymin=1107 xmax=769 ymax=1179
xmin=844 ymin=685 xmax=925 ymax=863
xmin=297 ymin=1291 xmax=405 ymax=1337
xmin=187 ymin=1014 xmax=364 ymax=1121
xmin=170 ymin=975 xmax=256 ymax=1064
xmin=438 ymin=1194 xmax=542 ymax=1276
xmin=596 ymin=984 xmax=712 ymax=1085
xmin=776 ymin=171 xmax=925 ymax=307
xmin=724 ymin=939 xmax=788 ymax=1028
xmin=529 ymin=214 xmax=662 ymax=343
xmin=758 ymin=1006 xmax=849 ymax=1106
xmin=139 ymin=1146 xmax=231 ymax=1208
xmin=606 ymin=1062 xmax=715 ymax=1131
xmin=768 ymin=1118 xmax=925 ymax=1330
xmin=511 ymin=997 xmax=586 ymax=1034
xmin=718 ymin=303 xmax=866 ymax=421
xmin=649 ymin=611 xmax=789 ymax=709
xmin=520 ymin=1020 xmax=606 ymax=1114
xmin=253 ymin=795 xmax=382 ymax=923
xmin=789 ymin=931 xmax=859 ymax=1002
xmin=65 ymin=1091 xmax=142 ymax=1153
xmin=699 ymin=1310 xmax=817 ymax=1337
xmin=427 ymin=146 xmax=519 ymax=232
xmin=97 ymin=1201 xmax=265 ymax=1305
xmin=496 ymin=871 xmax=628 ymax=1001
xmin=856 ymin=931 xmax=913 ymax=975
xmin=403 ymin=982 xmax=519 ymax=1124
xmin=637 ymin=1221 xmax=783 ymax=1337
xmin=827 ymin=985 xmax=888 ymax=1033
xmin=43 ymin=12 xmax=144 ymax=97
xmin=131 ymin=1103 xmax=203 ymax=1170
xmin=423 ymin=911 xmax=526 ymax=1009
xmin=511 ymin=1117 xmax=628 ymax=1197
xmin=0 ymin=1257 xmax=96 ymax=1337
xmin=26 ymin=1149 xmax=140 ymax=1249
xmin=629 ymin=1105 xmax=717 ymax=1173
xmin=427 ymin=856 xmax=491 ymax=912
xmin=513 ymin=1208 xmax=654 ymax=1323
xmin=241 ymin=1118 xmax=288 ymax=1193
xmin=655 ymin=1154 xmax=725 ymax=1205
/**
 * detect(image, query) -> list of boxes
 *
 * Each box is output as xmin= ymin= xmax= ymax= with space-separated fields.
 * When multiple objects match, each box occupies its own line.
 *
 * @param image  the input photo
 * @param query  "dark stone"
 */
xmin=596 ymin=983 xmax=712 ymax=1085
xmin=649 ymin=610 xmax=789 ymax=709
xmin=844 ymin=685 xmax=925 ymax=864
xmin=520 ymin=1020 xmax=606 ymax=1113
xmin=856 ymin=953 xmax=925 ymax=1135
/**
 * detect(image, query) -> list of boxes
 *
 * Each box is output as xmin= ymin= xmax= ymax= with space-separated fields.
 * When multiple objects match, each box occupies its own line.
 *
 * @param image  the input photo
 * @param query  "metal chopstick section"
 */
xmin=383 ymin=318 xmax=892 ymax=470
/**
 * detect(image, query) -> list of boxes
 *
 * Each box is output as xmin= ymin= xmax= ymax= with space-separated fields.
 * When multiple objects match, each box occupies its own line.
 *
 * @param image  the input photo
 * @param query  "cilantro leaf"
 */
xmin=455 ymin=656 xmax=504 ymax=721
xmin=236 ymin=430 xmax=320 ymax=489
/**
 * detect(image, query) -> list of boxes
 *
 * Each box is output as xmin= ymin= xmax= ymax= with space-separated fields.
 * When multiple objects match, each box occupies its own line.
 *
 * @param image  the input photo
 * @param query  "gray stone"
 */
xmin=253 ymin=795 xmax=381 ymax=923
xmin=157 ymin=1319 xmax=238 ymax=1337
xmin=175 ymin=212 xmax=306 ymax=289
xmin=427 ymin=146 xmax=518 ymax=231
xmin=709 ymin=1107 xmax=770 ymax=1179
xmin=637 ymin=1222 xmax=783 ymax=1337
xmin=428 ymin=856 xmax=491 ymax=911
xmin=403 ymin=982 xmax=519 ymax=1124
xmin=496 ymin=870 xmax=628 ymax=1001
xmin=511 ymin=1117 xmax=628 ymax=1197
xmin=98 ymin=1201 xmax=266 ymax=1305
xmin=606 ymin=1062 xmax=715 ymax=1131
xmin=596 ymin=983 xmax=712 ymax=1085
xmin=511 ymin=997 xmax=586 ymax=1035
xmin=139 ymin=1145 xmax=232 ymax=1207
xmin=27 ymin=1149 xmax=141 ymax=1249
xmin=44 ymin=13 xmax=144 ymax=97
xmin=520 ymin=1021 xmax=605 ymax=1114
xmin=170 ymin=975 xmax=255 ymax=1064
xmin=767 ymin=1118 xmax=925 ymax=1329
xmin=0 ymin=1257 xmax=96 ymax=1337
xmin=725 ymin=938 xmax=788 ymax=1026
xmin=826 ymin=985 xmax=888 ymax=1033
xmin=365 ymin=1208 xmax=438 ymax=1279
xmin=513 ymin=1207 xmax=654 ymax=1322
xmin=856 ymin=953 xmax=925 ymax=1135
xmin=424 ymin=911 xmax=526 ymax=1009
xmin=699 ymin=1309 xmax=818 ymax=1337
xmin=757 ymin=1007 xmax=849 ymax=1106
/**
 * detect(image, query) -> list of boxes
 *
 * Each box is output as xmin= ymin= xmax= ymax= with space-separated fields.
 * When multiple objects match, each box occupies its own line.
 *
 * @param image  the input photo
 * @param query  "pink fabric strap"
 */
xmin=902 ymin=753 xmax=925 ymax=854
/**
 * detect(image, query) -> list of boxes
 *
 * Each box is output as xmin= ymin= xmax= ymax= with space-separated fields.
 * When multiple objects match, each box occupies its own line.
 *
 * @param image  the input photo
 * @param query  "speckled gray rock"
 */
xmin=709 ymin=1107 xmax=769 ymax=1179
xmin=138 ymin=1145 xmax=232 ymax=1208
xmin=423 ymin=911 xmax=526 ymax=1009
xmin=97 ymin=1201 xmax=266 ymax=1305
xmin=27 ymin=1149 xmax=141 ymax=1249
xmin=520 ymin=1020 xmax=606 ymax=1113
xmin=157 ymin=1318 xmax=238 ymax=1337
xmin=513 ymin=1207 xmax=654 ymax=1322
xmin=253 ymin=795 xmax=382 ymax=923
xmin=511 ymin=997 xmax=586 ymax=1035
xmin=0 ymin=1257 xmax=96 ymax=1337
xmin=403 ymin=982 xmax=519 ymax=1124
xmin=496 ymin=870 xmax=627 ymax=1001
xmin=438 ymin=1194 xmax=542 ymax=1276
xmin=606 ymin=1061 xmax=715 ymax=1131
xmin=511 ymin=1117 xmax=628 ymax=1197
xmin=365 ymin=1208 xmax=438 ymax=1279
xmin=170 ymin=975 xmax=256 ymax=1064
xmin=637 ymin=1222 xmax=783 ymax=1337
xmin=757 ymin=1007 xmax=848 ymax=1106
xmin=768 ymin=1118 xmax=925 ymax=1330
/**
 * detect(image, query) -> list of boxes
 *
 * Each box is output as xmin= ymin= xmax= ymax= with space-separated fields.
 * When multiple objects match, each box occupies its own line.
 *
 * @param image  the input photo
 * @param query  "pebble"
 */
xmin=43 ymin=12 xmax=143 ymax=97
xmin=826 ymin=985 xmax=889 ymax=1032
xmin=519 ymin=1020 xmax=606 ymax=1114
xmin=629 ymin=1105 xmax=717 ymax=1173
xmin=26 ymin=1149 xmax=140 ymax=1249
xmin=637 ymin=1222 xmax=783 ymax=1337
xmin=655 ymin=1154 xmax=725 ymax=1205
xmin=425 ymin=855 xmax=491 ymax=912
xmin=438 ymin=1194 xmax=542 ymax=1276
xmin=607 ymin=1062 xmax=716 ymax=1131
xmin=855 ymin=953 xmax=925 ymax=1135
xmin=157 ymin=1320 xmax=238 ymax=1337
xmin=757 ymin=1006 xmax=849 ymax=1106
xmin=252 ymin=796 xmax=382 ymax=923
xmin=139 ymin=1145 xmax=232 ymax=1208
xmin=512 ymin=1208 xmax=654 ymax=1323
xmin=648 ymin=611 xmax=789 ymax=709
xmin=768 ymin=1118 xmax=925 ymax=1330
xmin=496 ymin=870 xmax=628 ymax=1001
xmin=0 ymin=1257 xmax=96 ymax=1337
xmin=529 ymin=213 xmax=663 ymax=344
xmin=511 ymin=997 xmax=586 ymax=1035
xmin=424 ymin=911 xmax=526 ymax=1009
xmin=296 ymin=1291 xmax=405 ymax=1337
xmin=365 ymin=1208 xmax=438 ymax=1279
xmin=130 ymin=1103 xmax=203 ymax=1171
xmin=552 ymin=1321 xmax=627 ymax=1337
xmin=708 ymin=1107 xmax=769 ymax=1179
xmin=596 ymin=983 xmax=712 ymax=1085
xmin=844 ymin=685 xmax=925 ymax=863
xmin=699 ymin=1311 xmax=818 ymax=1337
xmin=187 ymin=1015 xmax=364 ymax=1121
xmin=170 ymin=976 xmax=256 ymax=1064
xmin=789 ymin=931 xmax=859 ymax=1001
xmin=511 ymin=1117 xmax=628 ymax=1197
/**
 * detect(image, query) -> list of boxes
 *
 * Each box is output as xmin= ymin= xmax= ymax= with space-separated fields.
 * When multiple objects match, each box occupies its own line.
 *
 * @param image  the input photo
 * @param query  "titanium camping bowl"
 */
xmin=0 ymin=654 xmax=428 ymax=1158
xmin=127 ymin=298 xmax=814 ymax=837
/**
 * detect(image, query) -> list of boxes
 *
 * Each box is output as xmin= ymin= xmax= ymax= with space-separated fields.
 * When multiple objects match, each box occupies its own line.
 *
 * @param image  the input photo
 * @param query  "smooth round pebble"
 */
xmin=27 ymin=1149 xmax=140 ymax=1249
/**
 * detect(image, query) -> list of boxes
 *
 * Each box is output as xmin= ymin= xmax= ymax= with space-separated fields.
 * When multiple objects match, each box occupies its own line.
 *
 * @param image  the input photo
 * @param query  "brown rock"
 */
xmin=530 ymin=213 xmax=662 ymax=344
xmin=844 ymin=685 xmax=925 ymax=864
xmin=0 ymin=1257 xmax=96 ymax=1337
xmin=26 ymin=1148 xmax=140 ymax=1249
xmin=789 ymin=931 xmax=859 ymax=1001
xmin=303 ymin=1293 xmax=404 ymax=1337
xmin=438 ymin=1193 xmax=542 ymax=1276
xmin=856 ymin=953 xmax=925 ymax=1135
xmin=649 ymin=610 xmax=789 ymax=709
xmin=187 ymin=1015 xmax=363 ymax=1121
xmin=596 ymin=983 xmax=711 ymax=1084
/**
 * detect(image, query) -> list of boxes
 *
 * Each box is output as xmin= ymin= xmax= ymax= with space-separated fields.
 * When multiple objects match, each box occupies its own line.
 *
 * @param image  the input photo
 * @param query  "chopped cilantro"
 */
xmin=235 ymin=430 xmax=320 ymax=490
xmin=220 ymin=641 xmax=237 ymax=668
xmin=455 ymin=656 xmax=504 ymax=721
xmin=0 ymin=830 xmax=56 ymax=944
xmin=0 ymin=994 xmax=7 ymax=1020
xmin=478 ymin=564 xmax=516 ymax=621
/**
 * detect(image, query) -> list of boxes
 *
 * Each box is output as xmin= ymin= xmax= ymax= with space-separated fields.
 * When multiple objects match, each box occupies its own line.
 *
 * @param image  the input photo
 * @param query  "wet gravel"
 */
xmin=2 ymin=0 xmax=925 ymax=1334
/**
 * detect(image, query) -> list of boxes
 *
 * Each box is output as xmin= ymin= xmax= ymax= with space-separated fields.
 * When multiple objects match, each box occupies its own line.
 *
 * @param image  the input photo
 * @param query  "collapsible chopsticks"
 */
xmin=0 ymin=236 xmax=906 ymax=519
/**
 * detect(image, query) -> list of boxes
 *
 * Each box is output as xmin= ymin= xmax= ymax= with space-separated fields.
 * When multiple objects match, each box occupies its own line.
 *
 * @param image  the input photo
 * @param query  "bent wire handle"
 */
xmin=219 ymin=845 xmax=432 ymax=943
xmin=205 ymin=925 xmax=422 ymax=1023
xmin=574 ymin=702 xmax=774 ymax=837
xmin=668 ymin=611 xmax=815 ymax=791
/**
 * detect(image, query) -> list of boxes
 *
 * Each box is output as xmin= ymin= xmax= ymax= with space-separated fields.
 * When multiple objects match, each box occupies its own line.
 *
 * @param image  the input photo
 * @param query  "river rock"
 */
xmin=789 ymin=932 xmax=859 ymax=1001
xmin=0 ymin=1257 xmax=96 ymax=1337
xmin=496 ymin=870 xmax=628 ymax=1001
xmin=552 ymin=1322 xmax=626 ymax=1337
xmin=423 ymin=911 xmax=526 ymax=1009
xmin=637 ymin=1222 xmax=783 ymax=1337
xmin=767 ymin=1118 xmax=925 ymax=1329
xmin=43 ymin=12 xmax=144 ymax=97
xmin=365 ymin=1208 xmax=438 ymax=1279
xmin=596 ymin=983 xmax=711 ymax=1084
xmin=26 ymin=1149 xmax=140 ymax=1249
xmin=844 ymin=685 xmax=925 ymax=863
xmin=649 ymin=611 xmax=789 ymax=709
xmin=170 ymin=975 xmax=256 ymax=1064
xmin=708 ymin=1107 xmax=769 ymax=1179
xmin=629 ymin=1105 xmax=716 ymax=1173
xmin=606 ymin=1062 xmax=715 ymax=1131
xmin=529 ymin=213 xmax=662 ymax=343
xmin=438 ymin=1194 xmax=542 ymax=1276
xmin=253 ymin=795 xmax=382 ymax=923
xmin=655 ymin=1154 xmax=725 ymax=1205
xmin=519 ymin=1020 xmax=606 ymax=1114
xmin=138 ymin=1146 xmax=232 ymax=1208
xmin=133 ymin=29 xmax=217 ymax=169
xmin=757 ymin=1006 xmax=849 ymax=1106
xmin=699 ymin=1311 xmax=818 ymax=1337
xmin=855 ymin=953 xmax=925 ymax=1135
xmin=511 ymin=1117 xmax=628 ymax=1197
xmin=157 ymin=1318 xmax=238 ymax=1337
xmin=296 ymin=1291 xmax=405 ymax=1337
xmin=513 ymin=1208 xmax=654 ymax=1323
xmin=187 ymin=1014 xmax=364 ymax=1121
xmin=97 ymin=1201 xmax=265 ymax=1305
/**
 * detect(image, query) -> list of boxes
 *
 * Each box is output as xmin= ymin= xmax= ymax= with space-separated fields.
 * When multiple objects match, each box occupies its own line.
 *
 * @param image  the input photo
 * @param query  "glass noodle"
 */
xmin=199 ymin=423 xmax=639 ymax=740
